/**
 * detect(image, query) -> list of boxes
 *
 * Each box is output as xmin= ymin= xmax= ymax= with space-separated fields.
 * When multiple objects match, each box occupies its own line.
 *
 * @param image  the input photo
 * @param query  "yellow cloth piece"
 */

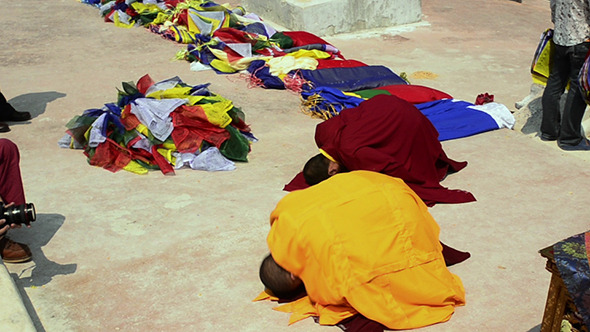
xmin=342 ymin=91 xmax=363 ymax=98
xmin=252 ymin=290 xmax=279 ymax=302
xmin=274 ymin=296 xmax=357 ymax=326
xmin=146 ymin=86 xmax=192 ymax=99
xmin=130 ymin=3 xmax=160 ymax=15
xmin=186 ymin=7 xmax=229 ymax=35
xmin=152 ymin=12 xmax=171 ymax=25
xmin=184 ymin=95 xmax=207 ymax=105
xmin=288 ymin=49 xmax=331 ymax=60
xmin=136 ymin=124 xmax=149 ymax=137
xmin=169 ymin=25 xmax=198 ymax=44
xmin=531 ymin=29 xmax=553 ymax=86
xmin=318 ymin=148 xmax=336 ymax=163
xmin=210 ymin=58 xmax=238 ymax=73
xmin=200 ymin=99 xmax=233 ymax=128
xmin=161 ymin=141 xmax=176 ymax=151
xmin=208 ymin=48 xmax=268 ymax=72
xmin=267 ymin=171 xmax=466 ymax=329
xmin=532 ymin=73 xmax=548 ymax=86
xmin=122 ymin=160 xmax=149 ymax=175
xmin=267 ymin=56 xmax=318 ymax=77
xmin=157 ymin=148 xmax=176 ymax=165
xmin=113 ymin=11 xmax=135 ymax=29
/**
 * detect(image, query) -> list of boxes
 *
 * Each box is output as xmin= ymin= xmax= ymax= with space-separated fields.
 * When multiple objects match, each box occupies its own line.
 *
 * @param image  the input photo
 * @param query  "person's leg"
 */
xmin=0 ymin=139 xmax=31 ymax=263
xmin=0 ymin=138 xmax=26 ymax=205
xmin=541 ymin=44 xmax=570 ymax=140
xmin=558 ymin=42 xmax=590 ymax=146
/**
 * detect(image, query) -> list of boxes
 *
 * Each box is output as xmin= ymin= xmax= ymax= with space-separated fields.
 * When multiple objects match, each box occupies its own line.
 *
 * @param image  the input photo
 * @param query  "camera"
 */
xmin=0 ymin=203 xmax=36 ymax=225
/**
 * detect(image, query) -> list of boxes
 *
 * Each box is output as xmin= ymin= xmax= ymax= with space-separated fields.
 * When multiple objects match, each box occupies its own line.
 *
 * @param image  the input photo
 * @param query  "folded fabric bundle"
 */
xmin=300 ymin=84 xmax=451 ymax=119
xmin=297 ymin=65 xmax=408 ymax=92
xmin=59 ymin=74 xmax=255 ymax=175
xmin=299 ymin=86 xmax=514 ymax=140
xmin=415 ymin=99 xmax=515 ymax=141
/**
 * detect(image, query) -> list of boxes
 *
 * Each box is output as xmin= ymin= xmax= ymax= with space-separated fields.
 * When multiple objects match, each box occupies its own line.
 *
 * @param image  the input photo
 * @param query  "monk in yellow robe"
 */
xmin=259 ymin=171 xmax=465 ymax=330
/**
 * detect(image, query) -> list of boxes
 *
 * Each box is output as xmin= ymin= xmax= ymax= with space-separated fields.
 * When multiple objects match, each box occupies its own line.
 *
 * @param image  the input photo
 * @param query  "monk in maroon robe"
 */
xmin=285 ymin=94 xmax=476 ymax=207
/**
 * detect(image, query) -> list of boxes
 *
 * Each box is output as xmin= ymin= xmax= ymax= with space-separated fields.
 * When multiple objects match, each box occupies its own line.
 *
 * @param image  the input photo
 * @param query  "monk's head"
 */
xmin=259 ymin=254 xmax=303 ymax=299
xmin=303 ymin=154 xmax=341 ymax=186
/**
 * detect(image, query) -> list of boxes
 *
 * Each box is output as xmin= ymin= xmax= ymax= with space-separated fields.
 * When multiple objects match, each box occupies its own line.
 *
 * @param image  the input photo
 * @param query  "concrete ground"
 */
xmin=0 ymin=0 xmax=588 ymax=331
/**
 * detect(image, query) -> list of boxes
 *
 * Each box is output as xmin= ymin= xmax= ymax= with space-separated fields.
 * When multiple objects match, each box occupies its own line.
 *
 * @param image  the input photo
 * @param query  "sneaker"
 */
xmin=0 ymin=237 xmax=32 ymax=263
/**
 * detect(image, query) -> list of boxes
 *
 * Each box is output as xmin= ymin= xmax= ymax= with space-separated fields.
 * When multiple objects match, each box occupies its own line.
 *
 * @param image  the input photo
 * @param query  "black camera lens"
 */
xmin=1 ymin=203 xmax=36 ymax=225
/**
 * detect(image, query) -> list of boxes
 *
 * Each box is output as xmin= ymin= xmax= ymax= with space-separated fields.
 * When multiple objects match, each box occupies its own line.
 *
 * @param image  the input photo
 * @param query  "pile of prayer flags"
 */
xmin=59 ymin=74 xmax=255 ymax=175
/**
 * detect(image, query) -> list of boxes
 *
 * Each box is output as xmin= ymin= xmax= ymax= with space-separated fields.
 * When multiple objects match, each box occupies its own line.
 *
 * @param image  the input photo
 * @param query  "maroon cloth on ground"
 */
xmin=283 ymin=171 xmax=307 ymax=192
xmin=441 ymin=242 xmax=471 ymax=266
xmin=338 ymin=314 xmax=385 ymax=332
xmin=287 ymin=94 xmax=476 ymax=207
xmin=0 ymin=139 xmax=26 ymax=205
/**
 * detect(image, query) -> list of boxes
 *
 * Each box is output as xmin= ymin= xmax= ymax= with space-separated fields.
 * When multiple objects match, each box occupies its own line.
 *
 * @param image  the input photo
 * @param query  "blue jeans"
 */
xmin=541 ymin=41 xmax=590 ymax=145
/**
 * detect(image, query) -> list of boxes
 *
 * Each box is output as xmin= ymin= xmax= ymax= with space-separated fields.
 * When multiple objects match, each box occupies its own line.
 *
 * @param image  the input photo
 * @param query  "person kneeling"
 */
xmin=260 ymin=171 xmax=465 ymax=330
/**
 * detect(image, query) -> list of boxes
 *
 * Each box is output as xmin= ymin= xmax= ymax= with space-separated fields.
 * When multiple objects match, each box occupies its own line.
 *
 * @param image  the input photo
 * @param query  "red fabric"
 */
xmin=316 ymin=59 xmax=367 ymax=69
xmin=121 ymin=104 xmax=141 ymax=131
xmin=213 ymin=28 xmax=260 ymax=46
xmin=231 ymin=117 xmax=250 ymax=132
xmin=375 ymin=84 xmax=452 ymax=104
xmin=254 ymin=48 xmax=286 ymax=57
xmin=475 ymin=92 xmax=494 ymax=105
xmin=151 ymin=146 xmax=175 ymax=175
xmin=285 ymin=94 xmax=475 ymax=207
xmin=163 ymin=0 xmax=182 ymax=9
xmin=173 ymin=9 xmax=189 ymax=28
xmin=282 ymin=31 xmax=343 ymax=59
xmin=222 ymin=45 xmax=246 ymax=63
xmin=0 ymin=139 xmax=26 ymax=205
xmin=170 ymin=105 xmax=230 ymax=153
xmin=125 ymin=7 xmax=137 ymax=17
xmin=282 ymin=31 xmax=333 ymax=47
xmin=88 ymin=137 xmax=133 ymax=173
xmin=136 ymin=74 xmax=155 ymax=95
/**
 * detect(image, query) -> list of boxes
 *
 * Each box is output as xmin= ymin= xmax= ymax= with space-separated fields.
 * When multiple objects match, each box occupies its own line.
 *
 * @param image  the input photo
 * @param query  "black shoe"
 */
xmin=559 ymin=138 xmax=590 ymax=151
xmin=0 ymin=122 xmax=9 ymax=133
xmin=0 ymin=108 xmax=31 ymax=122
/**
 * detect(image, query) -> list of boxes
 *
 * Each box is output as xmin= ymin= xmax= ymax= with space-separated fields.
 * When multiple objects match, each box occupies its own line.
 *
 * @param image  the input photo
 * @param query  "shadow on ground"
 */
xmin=527 ymin=324 xmax=542 ymax=332
xmin=8 ymin=213 xmax=77 ymax=287
xmin=7 ymin=91 xmax=66 ymax=121
xmin=7 ymin=213 xmax=76 ymax=332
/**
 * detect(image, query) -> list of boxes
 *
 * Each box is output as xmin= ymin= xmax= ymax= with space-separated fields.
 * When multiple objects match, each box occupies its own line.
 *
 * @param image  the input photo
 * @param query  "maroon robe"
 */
xmin=285 ymin=94 xmax=476 ymax=207
xmin=0 ymin=139 xmax=26 ymax=205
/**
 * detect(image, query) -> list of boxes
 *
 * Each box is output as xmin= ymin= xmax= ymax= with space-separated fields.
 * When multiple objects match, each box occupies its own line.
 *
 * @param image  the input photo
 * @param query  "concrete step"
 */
xmin=242 ymin=0 xmax=422 ymax=36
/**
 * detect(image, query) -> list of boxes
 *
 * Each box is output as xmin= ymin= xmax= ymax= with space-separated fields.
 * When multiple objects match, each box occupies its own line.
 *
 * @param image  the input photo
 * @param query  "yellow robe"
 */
xmin=267 ymin=171 xmax=466 ymax=329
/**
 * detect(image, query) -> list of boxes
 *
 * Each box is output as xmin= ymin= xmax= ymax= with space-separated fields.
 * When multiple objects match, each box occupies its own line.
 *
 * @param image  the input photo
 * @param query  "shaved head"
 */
xmin=259 ymin=254 xmax=303 ymax=299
